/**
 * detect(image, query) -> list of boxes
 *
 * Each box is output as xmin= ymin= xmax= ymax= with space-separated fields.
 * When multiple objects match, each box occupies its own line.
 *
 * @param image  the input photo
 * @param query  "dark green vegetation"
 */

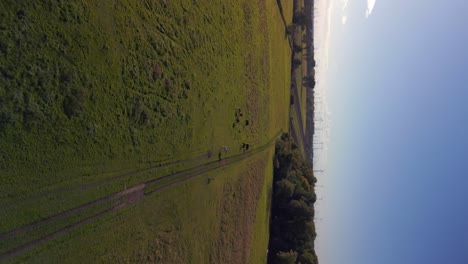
xmin=302 ymin=0 xmax=316 ymax=159
xmin=287 ymin=0 xmax=307 ymax=155
xmin=286 ymin=0 xmax=316 ymax=158
xmin=0 ymin=0 xmax=294 ymax=262
xmin=268 ymin=134 xmax=318 ymax=264
xmin=0 ymin=0 xmax=257 ymax=205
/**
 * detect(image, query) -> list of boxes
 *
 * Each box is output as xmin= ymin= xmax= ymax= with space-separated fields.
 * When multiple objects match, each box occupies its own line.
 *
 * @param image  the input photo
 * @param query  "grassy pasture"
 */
xmin=0 ymin=0 xmax=292 ymax=261
xmin=8 ymin=150 xmax=274 ymax=263
xmin=1 ymin=0 xmax=249 ymax=205
xmin=249 ymin=149 xmax=275 ymax=264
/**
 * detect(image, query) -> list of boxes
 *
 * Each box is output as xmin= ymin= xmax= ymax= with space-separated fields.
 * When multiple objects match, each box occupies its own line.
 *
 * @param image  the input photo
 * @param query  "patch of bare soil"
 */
xmin=210 ymin=156 xmax=267 ymax=264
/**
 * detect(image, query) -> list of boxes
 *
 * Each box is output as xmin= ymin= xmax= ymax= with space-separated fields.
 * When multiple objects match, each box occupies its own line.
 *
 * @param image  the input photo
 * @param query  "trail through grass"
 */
xmin=0 ymin=0 xmax=293 ymax=261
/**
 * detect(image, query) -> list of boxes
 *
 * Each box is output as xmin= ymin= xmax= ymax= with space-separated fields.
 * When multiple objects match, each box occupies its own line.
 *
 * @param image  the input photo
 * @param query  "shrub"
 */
xmin=292 ymin=59 xmax=302 ymax=69
xmin=275 ymin=251 xmax=298 ymax=264
xmin=63 ymin=88 xmax=86 ymax=118
xmin=286 ymin=24 xmax=296 ymax=35
xmin=293 ymin=45 xmax=302 ymax=53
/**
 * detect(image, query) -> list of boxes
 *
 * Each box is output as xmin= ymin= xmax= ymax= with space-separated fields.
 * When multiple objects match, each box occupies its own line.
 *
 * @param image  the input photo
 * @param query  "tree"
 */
xmin=293 ymin=9 xmax=308 ymax=27
xmin=303 ymin=75 xmax=315 ymax=88
xmin=293 ymin=44 xmax=303 ymax=53
xmin=286 ymin=24 xmax=296 ymax=35
xmin=288 ymin=199 xmax=313 ymax=219
xmin=292 ymin=58 xmax=302 ymax=69
xmin=275 ymin=251 xmax=298 ymax=264
xmin=298 ymin=252 xmax=318 ymax=264
xmin=275 ymin=179 xmax=295 ymax=200
xmin=268 ymin=134 xmax=318 ymax=264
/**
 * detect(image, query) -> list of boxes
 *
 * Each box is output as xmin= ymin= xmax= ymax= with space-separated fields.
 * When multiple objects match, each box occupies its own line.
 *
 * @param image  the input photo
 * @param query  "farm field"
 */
xmin=288 ymin=0 xmax=310 ymax=156
xmin=0 ymin=0 xmax=293 ymax=262
xmin=9 ymin=150 xmax=275 ymax=263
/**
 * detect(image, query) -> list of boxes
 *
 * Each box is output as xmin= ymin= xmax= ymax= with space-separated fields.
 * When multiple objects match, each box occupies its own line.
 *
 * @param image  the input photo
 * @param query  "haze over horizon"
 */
xmin=313 ymin=0 xmax=468 ymax=263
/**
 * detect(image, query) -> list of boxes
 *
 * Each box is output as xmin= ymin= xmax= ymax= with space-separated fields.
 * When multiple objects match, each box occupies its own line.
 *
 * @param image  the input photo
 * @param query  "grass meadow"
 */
xmin=0 ymin=0 xmax=292 ymax=262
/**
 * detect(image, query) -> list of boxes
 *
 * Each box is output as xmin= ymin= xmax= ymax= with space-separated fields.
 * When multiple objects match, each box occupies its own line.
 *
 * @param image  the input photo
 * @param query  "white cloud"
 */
xmin=340 ymin=0 xmax=349 ymax=25
xmin=342 ymin=15 xmax=348 ymax=24
xmin=365 ymin=0 xmax=376 ymax=18
xmin=342 ymin=0 xmax=349 ymax=10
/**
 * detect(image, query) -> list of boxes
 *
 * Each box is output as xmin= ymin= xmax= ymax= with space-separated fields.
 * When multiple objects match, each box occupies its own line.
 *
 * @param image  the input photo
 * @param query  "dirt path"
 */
xmin=0 ymin=130 xmax=283 ymax=262
xmin=2 ymin=151 xmax=211 ymax=211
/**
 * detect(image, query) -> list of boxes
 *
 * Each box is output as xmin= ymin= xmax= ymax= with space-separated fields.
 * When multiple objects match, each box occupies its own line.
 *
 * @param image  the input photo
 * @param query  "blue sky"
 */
xmin=314 ymin=0 xmax=468 ymax=263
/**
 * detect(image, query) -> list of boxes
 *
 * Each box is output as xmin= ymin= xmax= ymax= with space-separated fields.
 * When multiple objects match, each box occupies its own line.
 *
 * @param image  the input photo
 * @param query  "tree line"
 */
xmin=268 ymin=133 xmax=318 ymax=264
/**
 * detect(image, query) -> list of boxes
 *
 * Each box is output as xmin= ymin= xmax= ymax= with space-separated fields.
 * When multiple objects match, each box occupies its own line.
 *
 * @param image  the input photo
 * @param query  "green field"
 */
xmin=10 ymin=151 xmax=275 ymax=263
xmin=1 ymin=0 xmax=293 ymax=262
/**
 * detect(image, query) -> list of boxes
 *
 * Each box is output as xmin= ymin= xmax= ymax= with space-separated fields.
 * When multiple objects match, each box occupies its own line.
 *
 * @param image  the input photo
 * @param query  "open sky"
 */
xmin=313 ymin=0 xmax=468 ymax=263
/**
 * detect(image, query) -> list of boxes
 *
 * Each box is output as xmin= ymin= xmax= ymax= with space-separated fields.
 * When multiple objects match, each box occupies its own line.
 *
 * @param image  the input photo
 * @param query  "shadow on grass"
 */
xmin=276 ymin=0 xmax=294 ymax=48
xmin=276 ymin=0 xmax=287 ymax=32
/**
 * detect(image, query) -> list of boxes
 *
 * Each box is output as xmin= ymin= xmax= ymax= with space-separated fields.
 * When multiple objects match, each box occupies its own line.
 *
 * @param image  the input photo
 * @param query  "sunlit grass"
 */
xmin=0 ymin=0 xmax=293 ymax=261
